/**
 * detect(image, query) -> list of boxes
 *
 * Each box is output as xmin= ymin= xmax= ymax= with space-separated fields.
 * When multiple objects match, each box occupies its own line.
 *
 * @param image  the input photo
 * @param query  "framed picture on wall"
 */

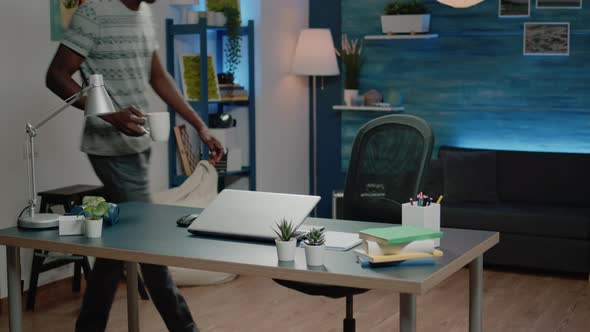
xmin=523 ymin=22 xmax=570 ymax=56
xmin=50 ymin=0 xmax=87 ymax=41
xmin=499 ymin=0 xmax=531 ymax=17
xmin=179 ymin=54 xmax=221 ymax=101
xmin=536 ymin=0 xmax=582 ymax=8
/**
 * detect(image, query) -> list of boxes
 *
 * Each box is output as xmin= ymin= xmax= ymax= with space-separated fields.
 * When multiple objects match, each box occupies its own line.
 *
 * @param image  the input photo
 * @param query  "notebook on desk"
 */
xmin=187 ymin=189 xmax=321 ymax=242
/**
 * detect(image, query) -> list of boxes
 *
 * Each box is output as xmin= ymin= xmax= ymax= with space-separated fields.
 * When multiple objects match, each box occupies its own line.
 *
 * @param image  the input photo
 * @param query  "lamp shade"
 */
xmin=436 ymin=0 xmax=484 ymax=8
xmin=291 ymin=29 xmax=340 ymax=76
xmin=85 ymin=74 xmax=116 ymax=117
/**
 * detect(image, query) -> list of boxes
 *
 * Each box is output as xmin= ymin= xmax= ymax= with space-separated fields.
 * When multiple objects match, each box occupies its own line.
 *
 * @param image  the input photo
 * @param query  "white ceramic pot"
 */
xmin=206 ymin=11 xmax=217 ymax=26
xmin=215 ymin=12 xmax=227 ymax=26
xmin=275 ymin=239 xmax=297 ymax=261
xmin=304 ymin=244 xmax=325 ymax=266
xmin=381 ymin=14 xmax=431 ymax=34
xmin=344 ymin=89 xmax=359 ymax=106
xmin=85 ymin=218 xmax=103 ymax=238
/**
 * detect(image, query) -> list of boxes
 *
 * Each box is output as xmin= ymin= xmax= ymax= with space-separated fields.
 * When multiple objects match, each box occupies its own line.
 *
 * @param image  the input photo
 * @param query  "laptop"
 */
xmin=187 ymin=189 xmax=321 ymax=242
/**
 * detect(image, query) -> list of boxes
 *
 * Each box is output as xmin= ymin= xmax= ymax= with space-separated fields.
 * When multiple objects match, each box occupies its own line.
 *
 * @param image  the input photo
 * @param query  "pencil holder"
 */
xmin=402 ymin=202 xmax=441 ymax=247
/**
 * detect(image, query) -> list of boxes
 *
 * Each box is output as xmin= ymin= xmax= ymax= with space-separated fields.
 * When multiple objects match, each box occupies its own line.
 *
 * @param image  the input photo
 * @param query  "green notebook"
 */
xmin=359 ymin=226 xmax=443 ymax=245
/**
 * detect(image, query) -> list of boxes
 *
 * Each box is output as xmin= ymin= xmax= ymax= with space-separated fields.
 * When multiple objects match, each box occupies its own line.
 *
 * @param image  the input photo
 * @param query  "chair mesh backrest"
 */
xmin=342 ymin=115 xmax=434 ymax=223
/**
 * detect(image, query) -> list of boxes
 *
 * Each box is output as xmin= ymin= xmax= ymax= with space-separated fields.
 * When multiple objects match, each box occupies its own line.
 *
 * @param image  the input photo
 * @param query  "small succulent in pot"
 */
xmin=273 ymin=218 xmax=299 ymax=262
xmin=272 ymin=218 xmax=299 ymax=242
xmin=304 ymin=228 xmax=326 ymax=246
xmin=304 ymin=228 xmax=326 ymax=266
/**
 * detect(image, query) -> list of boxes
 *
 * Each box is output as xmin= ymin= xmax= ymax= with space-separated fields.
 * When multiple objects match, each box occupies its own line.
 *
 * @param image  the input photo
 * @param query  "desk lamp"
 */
xmin=18 ymin=74 xmax=116 ymax=229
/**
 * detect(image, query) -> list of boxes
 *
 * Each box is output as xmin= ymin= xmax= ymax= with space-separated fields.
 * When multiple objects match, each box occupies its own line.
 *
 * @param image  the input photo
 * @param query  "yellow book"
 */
xmin=354 ymin=248 xmax=443 ymax=263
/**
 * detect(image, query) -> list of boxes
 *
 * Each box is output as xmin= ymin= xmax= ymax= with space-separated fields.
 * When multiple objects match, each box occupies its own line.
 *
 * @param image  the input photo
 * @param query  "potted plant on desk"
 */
xmin=304 ymin=228 xmax=326 ymax=266
xmin=80 ymin=196 xmax=110 ymax=238
xmin=273 ymin=219 xmax=299 ymax=262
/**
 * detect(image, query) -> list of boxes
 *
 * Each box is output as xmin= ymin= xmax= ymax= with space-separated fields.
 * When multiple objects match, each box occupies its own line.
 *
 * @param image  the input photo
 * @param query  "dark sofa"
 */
xmin=423 ymin=146 xmax=590 ymax=275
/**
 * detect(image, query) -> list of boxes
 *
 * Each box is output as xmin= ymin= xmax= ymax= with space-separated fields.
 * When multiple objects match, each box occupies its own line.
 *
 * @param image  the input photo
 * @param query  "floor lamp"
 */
xmin=291 ymin=29 xmax=340 ymax=209
xmin=18 ymin=74 xmax=117 ymax=229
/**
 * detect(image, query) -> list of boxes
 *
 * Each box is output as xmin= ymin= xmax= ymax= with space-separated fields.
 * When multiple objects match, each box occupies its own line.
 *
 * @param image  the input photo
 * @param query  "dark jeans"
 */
xmin=76 ymin=151 xmax=198 ymax=332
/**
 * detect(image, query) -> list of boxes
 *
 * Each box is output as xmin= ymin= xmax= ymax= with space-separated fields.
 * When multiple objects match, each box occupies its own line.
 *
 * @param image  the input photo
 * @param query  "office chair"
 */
xmin=275 ymin=114 xmax=434 ymax=332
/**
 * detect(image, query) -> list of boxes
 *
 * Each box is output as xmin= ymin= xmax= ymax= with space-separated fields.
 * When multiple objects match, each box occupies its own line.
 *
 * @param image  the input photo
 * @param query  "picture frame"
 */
xmin=499 ymin=0 xmax=531 ymax=17
xmin=179 ymin=54 xmax=221 ymax=101
xmin=536 ymin=0 xmax=582 ymax=9
xmin=523 ymin=22 xmax=570 ymax=56
xmin=50 ymin=0 xmax=87 ymax=41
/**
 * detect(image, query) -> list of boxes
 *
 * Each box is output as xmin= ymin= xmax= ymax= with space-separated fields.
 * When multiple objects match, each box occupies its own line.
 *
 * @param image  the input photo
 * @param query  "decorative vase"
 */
xmin=206 ymin=11 xmax=217 ymax=26
xmin=380 ymin=14 xmax=431 ymax=34
xmin=215 ymin=12 xmax=227 ymax=26
xmin=84 ymin=218 xmax=103 ymax=238
xmin=304 ymin=244 xmax=325 ymax=266
xmin=275 ymin=239 xmax=297 ymax=261
xmin=344 ymin=89 xmax=359 ymax=106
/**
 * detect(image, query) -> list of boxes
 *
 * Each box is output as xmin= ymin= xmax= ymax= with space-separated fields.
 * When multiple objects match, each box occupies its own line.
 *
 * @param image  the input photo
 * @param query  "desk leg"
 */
xmin=7 ymin=246 xmax=22 ymax=332
xmin=125 ymin=262 xmax=140 ymax=332
xmin=469 ymin=255 xmax=483 ymax=332
xmin=399 ymin=293 xmax=416 ymax=332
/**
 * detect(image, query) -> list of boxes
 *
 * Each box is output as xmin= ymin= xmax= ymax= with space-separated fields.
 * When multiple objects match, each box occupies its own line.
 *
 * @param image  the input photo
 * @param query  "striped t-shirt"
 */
xmin=62 ymin=0 xmax=158 ymax=156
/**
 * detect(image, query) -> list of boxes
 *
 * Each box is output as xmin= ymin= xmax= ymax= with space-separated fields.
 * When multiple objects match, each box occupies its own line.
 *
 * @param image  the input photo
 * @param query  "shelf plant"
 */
xmin=336 ymin=34 xmax=364 ymax=105
xmin=221 ymin=6 xmax=242 ymax=84
xmin=381 ymin=0 xmax=431 ymax=35
xmin=273 ymin=218 xmax=299 ymax=261
xmin=304 ymin=228 xmax=327 ymax=266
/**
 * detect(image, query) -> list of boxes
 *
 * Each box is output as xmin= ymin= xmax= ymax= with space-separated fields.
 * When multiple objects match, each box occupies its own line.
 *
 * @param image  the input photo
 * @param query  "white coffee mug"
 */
xmin=144 ymin=112 xmax=170 ymax=142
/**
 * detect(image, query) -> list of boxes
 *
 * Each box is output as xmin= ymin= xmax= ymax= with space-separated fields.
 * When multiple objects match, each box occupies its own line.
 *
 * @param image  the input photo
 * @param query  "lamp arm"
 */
xmin=29 ymin=84 xmax=92 ymax=134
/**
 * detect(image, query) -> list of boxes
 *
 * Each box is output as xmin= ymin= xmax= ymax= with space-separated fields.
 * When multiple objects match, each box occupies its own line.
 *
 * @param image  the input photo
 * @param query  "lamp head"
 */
xmin=291 ymin=29 xmax=340 ymax=77
xmin=85 ymin=74 xmax=117 ymax=117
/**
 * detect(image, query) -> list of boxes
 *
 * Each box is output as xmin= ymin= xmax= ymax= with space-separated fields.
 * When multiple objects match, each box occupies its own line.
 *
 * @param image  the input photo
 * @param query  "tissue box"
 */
xmin=59 ymin=215 xmax=84 ymax=236
xmin=402 ymin=202 xmax=441 ymax=247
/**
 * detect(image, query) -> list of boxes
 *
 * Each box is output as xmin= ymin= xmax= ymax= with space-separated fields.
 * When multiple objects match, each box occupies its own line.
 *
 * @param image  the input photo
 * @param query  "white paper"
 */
xmin=362 ymin=239 xmax=435 ymax=255
xmin=324 ymin=231 xmax=362 ymax=251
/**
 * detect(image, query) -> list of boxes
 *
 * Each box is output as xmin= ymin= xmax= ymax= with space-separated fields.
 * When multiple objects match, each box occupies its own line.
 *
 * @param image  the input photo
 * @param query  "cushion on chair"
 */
xmin=440 ymin=150 xmax=499 ymax=203
xmin=153 ymin=160 xmax=237 ymax=287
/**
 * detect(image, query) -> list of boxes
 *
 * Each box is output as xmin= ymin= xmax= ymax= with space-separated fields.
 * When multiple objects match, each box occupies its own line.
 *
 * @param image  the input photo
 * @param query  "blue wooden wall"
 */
xmin=340 ymin=0 xmax=590 ymax=170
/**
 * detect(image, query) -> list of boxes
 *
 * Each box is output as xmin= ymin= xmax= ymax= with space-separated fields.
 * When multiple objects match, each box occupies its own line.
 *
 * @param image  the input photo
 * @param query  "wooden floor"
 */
xmin=1 ymin=269 xmax=588 ymax=332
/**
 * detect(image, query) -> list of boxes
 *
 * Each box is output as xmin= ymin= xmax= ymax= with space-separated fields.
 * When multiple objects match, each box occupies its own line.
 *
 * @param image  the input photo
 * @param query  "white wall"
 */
xmin=255 ymin=0 xmax=310 ymax=195
xmin=0 ymin=0 xmax=310 ymax=297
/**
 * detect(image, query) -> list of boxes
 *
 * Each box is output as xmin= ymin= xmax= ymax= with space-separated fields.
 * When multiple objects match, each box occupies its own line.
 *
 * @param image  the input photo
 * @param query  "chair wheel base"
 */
xmin=343 ymin=318 xmax=356 ymax=332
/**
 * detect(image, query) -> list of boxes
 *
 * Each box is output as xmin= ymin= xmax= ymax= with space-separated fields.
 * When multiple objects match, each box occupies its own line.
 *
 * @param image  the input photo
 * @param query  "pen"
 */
xmin=436 ymin=195 xmax=443 ymax=204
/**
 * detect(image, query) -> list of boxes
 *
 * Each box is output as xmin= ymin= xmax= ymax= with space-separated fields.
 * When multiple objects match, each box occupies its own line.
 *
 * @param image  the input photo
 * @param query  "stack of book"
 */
xmin=219 ymin=84 xmax=249 ymax=102
xmin=354 ymin=226 xmax=443 ymax=268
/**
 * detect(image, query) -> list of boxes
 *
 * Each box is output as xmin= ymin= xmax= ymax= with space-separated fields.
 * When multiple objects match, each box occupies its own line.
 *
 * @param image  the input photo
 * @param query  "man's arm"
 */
xmin=149 ymin=51 xmax=223 ymax=164
xmin=46 ymin=45 xmax=146 ymax=137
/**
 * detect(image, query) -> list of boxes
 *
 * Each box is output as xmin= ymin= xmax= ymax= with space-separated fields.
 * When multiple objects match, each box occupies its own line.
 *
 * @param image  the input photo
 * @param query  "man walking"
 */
xmin=46 ymin=0 xmax=223 ymax=331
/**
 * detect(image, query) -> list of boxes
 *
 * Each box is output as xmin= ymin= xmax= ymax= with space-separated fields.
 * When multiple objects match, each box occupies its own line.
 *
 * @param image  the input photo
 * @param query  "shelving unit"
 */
xmin=165 ymin=18 xmax=256 ymax=190
xmin=333 ymin=105 xmax=405 ymax=112
xmin=364 ymin=34 xmax=439 ymax=40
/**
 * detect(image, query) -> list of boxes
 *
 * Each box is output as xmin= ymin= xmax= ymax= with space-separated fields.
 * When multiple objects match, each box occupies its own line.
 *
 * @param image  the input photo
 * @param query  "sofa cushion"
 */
xmin=441 ymin=203 xmax=590 ymax=240
xmin=422 ymin=158 xmax=443 ymax=197
xmin=497 ymin=151 xmax=590 ymax=207
xmin=440 ymin=150 xmax=498 ymax=203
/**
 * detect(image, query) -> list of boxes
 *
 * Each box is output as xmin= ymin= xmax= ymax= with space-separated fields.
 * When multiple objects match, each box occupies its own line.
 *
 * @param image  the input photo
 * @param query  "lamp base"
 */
xmin=18 ymin=213 xmax=60 ymax=229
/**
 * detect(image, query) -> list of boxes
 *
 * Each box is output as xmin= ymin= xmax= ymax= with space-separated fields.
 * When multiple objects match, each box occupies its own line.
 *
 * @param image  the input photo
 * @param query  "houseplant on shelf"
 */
xmin=218 ymin=6 xmax=242 ymax=84
xmin=336 ymin=34 xmax=364 ymax=106
xmin=303 ymin=228 xmax=326 ymax=266
xmin=381 ymin=0 xmax=430 ymax=35
xmin=80 ymin=196 xmax=110 ymax=238
xmin=273 ymin=219 xmax=299 ymax=261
